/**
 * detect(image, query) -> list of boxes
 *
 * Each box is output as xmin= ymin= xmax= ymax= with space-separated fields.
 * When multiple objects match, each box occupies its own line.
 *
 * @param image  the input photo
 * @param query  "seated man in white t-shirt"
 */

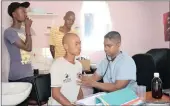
xmin=49 ymin=33 xmax=83 ymax=106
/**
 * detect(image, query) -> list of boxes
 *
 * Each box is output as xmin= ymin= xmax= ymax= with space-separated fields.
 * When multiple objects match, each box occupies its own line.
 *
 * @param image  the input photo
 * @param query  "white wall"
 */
xmin=108 ymin=1 xmax=169 ymax=56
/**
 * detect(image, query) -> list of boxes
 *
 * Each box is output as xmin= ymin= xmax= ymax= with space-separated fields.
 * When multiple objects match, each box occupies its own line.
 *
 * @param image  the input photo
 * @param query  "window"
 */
xmin=81 ymin=1 xmax=113 ymax=51
xmin=32 ymin=48 xmax=52 ymax=71
xmin=42 ymin=48 xmax=52 ymax=59
xmin=84 ymin=13 xmax=94 ymax=37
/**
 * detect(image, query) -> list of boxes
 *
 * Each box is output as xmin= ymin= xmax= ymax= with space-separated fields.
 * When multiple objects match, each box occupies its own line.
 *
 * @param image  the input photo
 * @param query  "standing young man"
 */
xmin=49 ymin=11 xmax=78 ymax=59
xmin=4 ymin=2 xmax=34 ymax=82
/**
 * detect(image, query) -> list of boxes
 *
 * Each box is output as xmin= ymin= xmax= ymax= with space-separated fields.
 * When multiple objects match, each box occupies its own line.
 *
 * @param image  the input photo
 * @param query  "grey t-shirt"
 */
xmin=4 ymin=27 xmax=33 ymax=80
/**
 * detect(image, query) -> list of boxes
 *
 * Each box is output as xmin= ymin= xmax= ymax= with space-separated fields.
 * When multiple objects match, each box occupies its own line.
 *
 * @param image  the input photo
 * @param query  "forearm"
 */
xmin=88 ymin=72 xmax=101 ymax=82
xmin=93 ymin=82 xmax=119 ymax=92
xmin=50 ymin=50 xmax=55 ymax=58
xmin=93 ymin=80 xmax=130 ymax=92
xmin=50 ymin=46 xmax=55 ymax=58
xmin=77 ymin=88 xmax=84 ymax=100
xmin=25 ymin=35 xmax=32 ymax=51
xmin=53 ymin=92 xmax=73 ymax=106
xmin=25 ymin=28 xmax=32 ymax=51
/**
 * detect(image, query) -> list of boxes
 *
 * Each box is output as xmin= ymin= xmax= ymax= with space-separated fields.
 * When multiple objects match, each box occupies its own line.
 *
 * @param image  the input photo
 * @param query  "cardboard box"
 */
xmin=79 ymin=60 xmax=91 ymax=72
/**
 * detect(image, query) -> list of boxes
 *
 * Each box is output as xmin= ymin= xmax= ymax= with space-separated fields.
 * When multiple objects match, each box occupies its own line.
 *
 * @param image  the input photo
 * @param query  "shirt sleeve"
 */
xmin=49 ymin=27 xmax=56 ymax=46
xmin=96 ymin=59 xmax=107 ymax=77
xmin=50 ymin=61 xmax=64 ymax=87
xmin=4 ymin=29 xmax=20 ymax=44
xmin=79 ymin=62 xmax=83 ymax=73
xmin=77 ymin=61 xmax=83 ymax=76
xmin=116 ymin=58 xmax=136 ymax=81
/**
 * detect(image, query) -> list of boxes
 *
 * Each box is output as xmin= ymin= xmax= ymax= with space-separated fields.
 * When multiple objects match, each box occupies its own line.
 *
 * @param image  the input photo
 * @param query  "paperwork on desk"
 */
xmin=76 ymin=92 xmax=106 ymax=105
xmin=76 ymin=88 xmax=143 ymax=106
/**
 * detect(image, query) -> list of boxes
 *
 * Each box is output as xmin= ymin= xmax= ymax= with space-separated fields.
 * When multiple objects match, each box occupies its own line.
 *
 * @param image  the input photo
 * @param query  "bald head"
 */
xmin=62 ymin=33 xmax=78 ymax=45
xmin=62 ymin=33 xmax=81 ymax=56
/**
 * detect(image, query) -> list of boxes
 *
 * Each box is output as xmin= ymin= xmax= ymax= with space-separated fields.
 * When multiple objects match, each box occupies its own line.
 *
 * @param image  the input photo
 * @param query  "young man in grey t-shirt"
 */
xmin=4 ymin=2 xmax=34 ymax=82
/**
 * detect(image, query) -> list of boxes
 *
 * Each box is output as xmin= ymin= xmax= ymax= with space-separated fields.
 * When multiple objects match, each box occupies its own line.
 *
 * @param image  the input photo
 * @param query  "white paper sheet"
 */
xmin=76 ymin=92 xmax=106 ymax=105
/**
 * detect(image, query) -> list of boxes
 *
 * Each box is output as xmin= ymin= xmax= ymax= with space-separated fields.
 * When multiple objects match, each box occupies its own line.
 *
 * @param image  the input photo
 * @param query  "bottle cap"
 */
xmin=154 ymin=73 xmax=159 ymax=77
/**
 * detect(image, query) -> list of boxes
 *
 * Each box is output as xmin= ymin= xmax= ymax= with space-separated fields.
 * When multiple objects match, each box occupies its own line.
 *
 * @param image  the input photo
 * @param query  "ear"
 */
xmin=63 ymin=16 xmax=66 ymax=20
xmin=117 ymin=42 xmax=121 ymax=47
xmin=12 ymin=12 xmax=16 ymax=18
xmin=63 ymin=43 xmax=68 ymax=51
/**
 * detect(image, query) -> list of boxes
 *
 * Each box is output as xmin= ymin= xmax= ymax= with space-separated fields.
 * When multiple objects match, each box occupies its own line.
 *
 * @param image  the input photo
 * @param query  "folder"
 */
xmin=96 ymin=88 xmax=143 ymax=106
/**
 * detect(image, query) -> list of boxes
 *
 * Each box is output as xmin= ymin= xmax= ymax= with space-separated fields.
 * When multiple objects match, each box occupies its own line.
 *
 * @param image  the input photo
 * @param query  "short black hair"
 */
xmin=8 ymin=2 xmax=30 ymax=17
xmin=104 ymin=31 xmax=121 ymax=42
xmin=65 ymin=11 xmax=75 ymax=17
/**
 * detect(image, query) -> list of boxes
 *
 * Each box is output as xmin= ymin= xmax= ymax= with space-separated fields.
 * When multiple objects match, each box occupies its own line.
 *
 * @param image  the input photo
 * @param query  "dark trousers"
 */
xmin=8 ymin=76 xmax=34 ymax=83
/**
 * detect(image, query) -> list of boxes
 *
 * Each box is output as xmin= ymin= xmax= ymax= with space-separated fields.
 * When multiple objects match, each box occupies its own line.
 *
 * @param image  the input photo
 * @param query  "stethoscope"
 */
xmin=102 ymin=51 xmax=122 ymax=78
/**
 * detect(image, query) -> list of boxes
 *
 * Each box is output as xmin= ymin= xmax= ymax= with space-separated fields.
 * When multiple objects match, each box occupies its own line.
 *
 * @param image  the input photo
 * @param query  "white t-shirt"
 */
xmin=48 ymin=57 xmax=82 ymax=105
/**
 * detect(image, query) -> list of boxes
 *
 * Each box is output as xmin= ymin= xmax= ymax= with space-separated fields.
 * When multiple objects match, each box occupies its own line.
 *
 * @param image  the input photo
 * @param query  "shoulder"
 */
xmin=52 ymin=57 xmax=65 ymax=65
xmin=75 ymin=60 xmax=83 ymax=68
xmin=71 ymin=27 xmax=78 ymax=34
xmin=4 ymin=27 xmax=18 ymax=38
xmin=99 ymin=57 xmax=108 ymax=65
xmin=50 ymin=57 xmax=65 ymax=73
xmin=117 ymin=52 xmax=135 ymax=66
xmin=51 ymin=25 xmax=58 ymax=30
xmin=97 ymin=57 xmax=108 ymax=68
xmin=50 ymin=26 xmax=59 ymax=33
xmin=4 ymin=27 xmax=16 ymax=34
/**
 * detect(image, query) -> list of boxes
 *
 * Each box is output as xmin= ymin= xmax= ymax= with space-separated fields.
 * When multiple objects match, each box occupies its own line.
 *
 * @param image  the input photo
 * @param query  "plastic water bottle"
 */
xmin=151 ymin=73 xmax=163 ymax=99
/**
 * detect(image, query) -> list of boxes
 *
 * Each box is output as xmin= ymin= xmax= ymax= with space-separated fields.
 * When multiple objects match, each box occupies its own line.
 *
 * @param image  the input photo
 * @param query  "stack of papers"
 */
xmin=76 ymin=92 xmax=106 ymax=105
xmin=76 ymin=88 xmax=144 ymax=106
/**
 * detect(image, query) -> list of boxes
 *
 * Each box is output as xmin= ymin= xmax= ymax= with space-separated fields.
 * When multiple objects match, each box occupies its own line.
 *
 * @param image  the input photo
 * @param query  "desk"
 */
xmin=146 ymin=92 xmax=170 ymax=102
xmin=82 ymin=87 xmax=170 ymax=102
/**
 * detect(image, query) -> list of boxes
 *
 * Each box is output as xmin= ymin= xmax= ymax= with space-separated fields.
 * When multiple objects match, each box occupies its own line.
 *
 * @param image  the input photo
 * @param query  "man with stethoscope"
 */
xmin=77 ymin=31 xmax=137 ymax=93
